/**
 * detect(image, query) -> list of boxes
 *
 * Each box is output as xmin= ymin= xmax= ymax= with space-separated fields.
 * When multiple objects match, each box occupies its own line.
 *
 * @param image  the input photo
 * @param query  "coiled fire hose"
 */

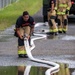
xmin=24 ymin=23 xmax=60 ymax=75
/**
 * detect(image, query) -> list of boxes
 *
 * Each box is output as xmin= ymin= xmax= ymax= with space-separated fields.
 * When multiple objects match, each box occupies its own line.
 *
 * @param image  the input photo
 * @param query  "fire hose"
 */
xmin=24 ymin=23 xmax=60 ymax=75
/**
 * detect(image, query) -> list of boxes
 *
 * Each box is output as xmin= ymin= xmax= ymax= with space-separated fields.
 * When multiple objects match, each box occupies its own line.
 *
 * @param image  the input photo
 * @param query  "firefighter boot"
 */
xmin=18 ymin=46 xmax=28 ymax=58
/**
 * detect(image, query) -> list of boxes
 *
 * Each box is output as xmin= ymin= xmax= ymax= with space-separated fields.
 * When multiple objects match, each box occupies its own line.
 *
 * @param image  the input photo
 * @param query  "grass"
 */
xmin=0 ymin=0 xmax=42 ymax=30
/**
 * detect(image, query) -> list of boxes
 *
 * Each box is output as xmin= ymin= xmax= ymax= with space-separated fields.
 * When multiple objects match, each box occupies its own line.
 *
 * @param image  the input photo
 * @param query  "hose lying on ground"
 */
xmin=24 ymin=23 xmax=60 ymax=75
xmin=24 ymin=65 xmax=31 ymax=75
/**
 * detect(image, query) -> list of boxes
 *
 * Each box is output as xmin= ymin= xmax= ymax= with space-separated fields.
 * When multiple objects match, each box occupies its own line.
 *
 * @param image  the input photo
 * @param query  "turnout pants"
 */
xmin=57 ymin=15 xmax=68 ymax=33
xmin=48 ymin=10 xmax=58 ymax=34
xmin=18 ymin=26 xmax=30 ymax=55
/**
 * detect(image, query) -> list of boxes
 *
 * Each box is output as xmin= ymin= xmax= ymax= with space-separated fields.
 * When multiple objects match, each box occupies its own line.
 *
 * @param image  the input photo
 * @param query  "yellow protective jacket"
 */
xmin=55 ymin=0 xmax=71 ymax=15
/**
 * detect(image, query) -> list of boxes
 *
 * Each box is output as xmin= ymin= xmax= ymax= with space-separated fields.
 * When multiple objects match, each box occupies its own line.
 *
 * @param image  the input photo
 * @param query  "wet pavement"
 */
xmin=0 ymin=9 xmax=75 ymax=75
xmin=0 ymin=23 xmax=75 ymax=75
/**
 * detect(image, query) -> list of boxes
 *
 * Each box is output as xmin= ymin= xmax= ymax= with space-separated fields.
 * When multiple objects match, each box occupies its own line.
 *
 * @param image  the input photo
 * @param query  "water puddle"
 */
xmin=47 ymin=34 xmax=57 ymax=39
xmin=0 ymin=63 xmax=75 ymax=75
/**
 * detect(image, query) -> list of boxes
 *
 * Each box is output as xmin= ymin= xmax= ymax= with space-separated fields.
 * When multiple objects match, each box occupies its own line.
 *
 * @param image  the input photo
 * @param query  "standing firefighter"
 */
xmin=15 ymin=11 xmax=35 ymax=58
xmin=55 ymin=0 xmax=71 ymax=33
xmin=48 ymin=0 xmax=58 ymax=35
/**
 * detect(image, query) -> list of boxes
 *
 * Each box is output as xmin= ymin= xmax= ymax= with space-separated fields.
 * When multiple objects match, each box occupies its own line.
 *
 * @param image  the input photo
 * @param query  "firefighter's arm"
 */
xmin=55 ymin=0 xmax=58 ymax=11
xmin=67 ymin=0 xmax=72 ymax=10
xmin=66 ymin=0 xmax=72 ymax=15
xmin=30 ymin=21 xmax=35 ymax=35
xmin=30 ymin=25 xmax=35 ymax=36
xmin=51 ymin=1 xmax=55 ymax=12
xmin=47 ymin=12 xmax=50 ymax=21
xmin=31 ymin=27 xmax=34 ymax=35
xmin=31 ymin=26 xmax=34 ymax=32
xmin=16 ymin=19 xmax=24 ymax=39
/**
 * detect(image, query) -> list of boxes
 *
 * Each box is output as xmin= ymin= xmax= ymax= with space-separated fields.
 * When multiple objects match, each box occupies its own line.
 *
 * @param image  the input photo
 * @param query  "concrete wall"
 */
xmin=0 ymin=0 xmax=17 ymax=9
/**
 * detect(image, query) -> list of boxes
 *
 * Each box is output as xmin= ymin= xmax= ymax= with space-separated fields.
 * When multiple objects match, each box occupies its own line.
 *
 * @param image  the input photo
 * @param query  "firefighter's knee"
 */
xmin=57 ymin=19 xmax=61 ymax=26
xmin=64 ymin=19 xmax=68 ymax=26
xmin=49 ymin=20 xmax=53 ymax=26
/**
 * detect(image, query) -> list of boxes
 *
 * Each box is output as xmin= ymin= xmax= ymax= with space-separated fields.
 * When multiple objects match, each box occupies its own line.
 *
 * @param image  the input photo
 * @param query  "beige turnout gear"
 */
xmin=48 ymin=9 xmax=58 ymax=34
xmin=55 ymin=0 xmax=71 ymax=33
xmin=18 ymin=26 xmax=30 ymax=55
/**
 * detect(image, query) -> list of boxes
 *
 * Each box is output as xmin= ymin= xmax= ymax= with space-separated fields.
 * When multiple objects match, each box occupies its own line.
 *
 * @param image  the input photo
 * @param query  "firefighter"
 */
xmin=55 ymin=0 xmax=71 ymax=33
xmin=47 ymin=0 xmax=58 ymax=35
xmin=15 ymin=11 xmax=35 ymax=58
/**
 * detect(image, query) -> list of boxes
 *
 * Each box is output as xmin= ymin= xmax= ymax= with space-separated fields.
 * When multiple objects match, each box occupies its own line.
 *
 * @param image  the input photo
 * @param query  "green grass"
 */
xmin=0 ymin=0 xmax=42 ymax=30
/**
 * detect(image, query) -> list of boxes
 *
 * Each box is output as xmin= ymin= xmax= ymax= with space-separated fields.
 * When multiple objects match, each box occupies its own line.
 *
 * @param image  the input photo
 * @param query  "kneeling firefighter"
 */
xmin=15 ymin=11 xmax=35 ymax=58
xmin=48 ymin=0 xmax=58 ymax=35
xmin=55 ymin=0 xmax=71 ymax=33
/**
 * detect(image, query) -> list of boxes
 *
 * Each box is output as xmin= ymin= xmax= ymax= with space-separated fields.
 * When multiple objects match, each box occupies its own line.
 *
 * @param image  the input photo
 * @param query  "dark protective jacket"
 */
xmin=16 ymin=16 xmax=35 ymax=28
xmin=14 ymin=16 xmax=35 ymax=37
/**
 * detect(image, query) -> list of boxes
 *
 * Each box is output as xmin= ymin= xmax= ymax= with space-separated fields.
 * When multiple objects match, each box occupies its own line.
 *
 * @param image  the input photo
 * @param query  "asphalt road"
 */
xmin=0 ymin=8 xmax=75 ymax=68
